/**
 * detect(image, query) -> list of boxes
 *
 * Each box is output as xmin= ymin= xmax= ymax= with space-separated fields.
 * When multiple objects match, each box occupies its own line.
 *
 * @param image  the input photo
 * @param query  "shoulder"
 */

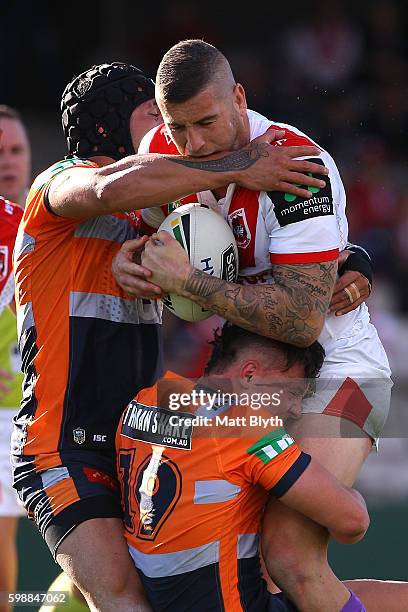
xmin=269 ymin=121 xmax=319 ymax=148
xmin=28 ymin=157 xmax=99 ymax=198
xmin=41 ymin=157 xmax=98 ymax=183
xmin=248 ymin=109 xmax=321 ymax=149
xmin=258 ymin=116 xmax=343 ymax=183
xmin=247 ymin=109 xmax=316 ymax=147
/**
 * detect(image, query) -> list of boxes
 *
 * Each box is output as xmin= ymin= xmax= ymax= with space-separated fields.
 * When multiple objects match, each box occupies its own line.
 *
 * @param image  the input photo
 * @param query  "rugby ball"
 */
xmin=158 ymin=203 xmax=239 ymax=322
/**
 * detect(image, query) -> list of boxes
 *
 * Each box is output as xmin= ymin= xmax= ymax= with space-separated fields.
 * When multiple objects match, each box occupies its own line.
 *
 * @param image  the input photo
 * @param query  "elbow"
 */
xmin=262 ymin=315 xmax=324 ymax=347
xmin=297 ymin=313 xmax=325 ymax=348
xmin=331 ymin=506 xmax=370 ymax=545
xmin=287 ymin=324 xmax=323 ymax=348
xmin=351 ymin=505 xmax=370 ymax=543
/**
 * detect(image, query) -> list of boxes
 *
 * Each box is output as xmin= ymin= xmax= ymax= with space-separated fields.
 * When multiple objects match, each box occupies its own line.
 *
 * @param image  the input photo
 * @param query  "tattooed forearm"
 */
xmin=182 ymin=260 xmax=338 ymax=347
xmin=169 ymin=143 xmax=268 ymax=173
xmin=185 ymin=270 xmax=226 ymax=296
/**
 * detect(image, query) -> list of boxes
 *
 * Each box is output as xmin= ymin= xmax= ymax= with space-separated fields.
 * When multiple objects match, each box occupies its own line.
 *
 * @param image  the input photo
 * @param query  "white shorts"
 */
xmin=0 ymin=409 xmax=25 ymax=517
xmin=302 ymin=318 xmax=392 ymax=441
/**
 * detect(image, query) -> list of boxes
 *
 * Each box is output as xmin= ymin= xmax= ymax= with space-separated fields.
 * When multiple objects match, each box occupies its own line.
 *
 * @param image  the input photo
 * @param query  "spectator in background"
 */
xmin=0 ymin=106 xmax=31 ymax=207
xmin=0 ymin=106 xmax=32 ymax=612
xmin=284 ymin=0 xmax=363 ymax=92
xmin=360 ymin=2 xmax=408 ymax=160
xmin=364 ymin=0 xmax=407 ymax=60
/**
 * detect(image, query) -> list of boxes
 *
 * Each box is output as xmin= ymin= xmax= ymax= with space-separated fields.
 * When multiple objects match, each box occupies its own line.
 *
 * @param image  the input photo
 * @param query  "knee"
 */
xmin=79 ymin=566 xmax=148 ymax=611
xmin=87 ymin=563 xmax=138 ymax=599
xmin=95 ymin=569 xmax=127 ymax=597
xmin=58 ymin=553 xmax=139 ymax=602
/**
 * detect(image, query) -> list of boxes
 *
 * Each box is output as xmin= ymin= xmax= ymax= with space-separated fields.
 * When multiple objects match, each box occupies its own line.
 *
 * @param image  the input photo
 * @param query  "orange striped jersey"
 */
xmin=116 ymin=372 xmax=311 ymax=611
xmin=11 ymin=157 xmax=163 ymax=484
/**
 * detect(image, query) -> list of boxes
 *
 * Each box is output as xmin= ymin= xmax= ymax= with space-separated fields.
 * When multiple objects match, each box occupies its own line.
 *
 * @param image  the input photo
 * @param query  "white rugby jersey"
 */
xmin=139 ymin=110 xmax=370 ymax=346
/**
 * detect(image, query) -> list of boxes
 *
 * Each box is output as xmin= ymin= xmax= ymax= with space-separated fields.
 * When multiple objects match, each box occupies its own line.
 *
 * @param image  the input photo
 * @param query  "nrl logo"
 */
xmin=228 ymin=208 xmax=251 ymax=249
xmin=73 ymin=427 xmax=86 ymax=445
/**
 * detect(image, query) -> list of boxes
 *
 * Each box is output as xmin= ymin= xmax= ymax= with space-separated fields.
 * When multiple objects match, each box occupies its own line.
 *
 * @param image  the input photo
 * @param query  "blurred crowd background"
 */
xmin=1 ymin=0 xmax=407 ymax=598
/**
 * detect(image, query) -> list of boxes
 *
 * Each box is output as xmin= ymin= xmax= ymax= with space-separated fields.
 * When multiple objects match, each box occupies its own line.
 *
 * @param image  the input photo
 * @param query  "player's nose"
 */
xmin=0 ymin=151 xmax=15 ymax=166
xmin=185 ymin=129 xmax=206 ymax=156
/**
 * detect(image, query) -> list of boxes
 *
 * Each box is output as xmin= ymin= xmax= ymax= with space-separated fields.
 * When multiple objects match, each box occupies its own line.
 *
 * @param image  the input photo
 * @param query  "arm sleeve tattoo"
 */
xmin=181 ymin=261 xmax=338 ymax=347
xmin=168 ymin=142 xmax=268 ymax=173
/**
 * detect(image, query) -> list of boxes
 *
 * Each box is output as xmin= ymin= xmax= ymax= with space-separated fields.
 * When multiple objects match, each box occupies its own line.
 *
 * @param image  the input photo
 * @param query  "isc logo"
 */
xmin=93 ymin=434 xmax=107 ymax=442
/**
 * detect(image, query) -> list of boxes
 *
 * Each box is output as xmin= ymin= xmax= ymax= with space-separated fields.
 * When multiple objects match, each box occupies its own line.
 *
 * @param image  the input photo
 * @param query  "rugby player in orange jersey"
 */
xmin=11 ymin=62 xmax=328 ymax=612
xmin=116 ymin=324 xmax=368 ymax=611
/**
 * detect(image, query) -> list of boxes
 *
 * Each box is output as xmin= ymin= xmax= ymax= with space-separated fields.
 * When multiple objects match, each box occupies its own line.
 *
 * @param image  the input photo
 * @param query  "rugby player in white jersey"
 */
xmin=112 ymin=40 xmax=404 ymax=612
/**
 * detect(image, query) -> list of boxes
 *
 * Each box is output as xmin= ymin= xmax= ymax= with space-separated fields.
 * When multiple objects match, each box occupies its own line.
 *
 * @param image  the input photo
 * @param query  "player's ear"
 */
xmin=240 ymin=360 xmax=258 ymax=389
xmin=233 ymin=83 xmax=247 ymax=113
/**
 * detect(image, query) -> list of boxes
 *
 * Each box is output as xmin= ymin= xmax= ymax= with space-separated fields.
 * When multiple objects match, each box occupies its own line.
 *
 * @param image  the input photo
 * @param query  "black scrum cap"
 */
xmin=61 ymin=62 xmax=155 ymax=160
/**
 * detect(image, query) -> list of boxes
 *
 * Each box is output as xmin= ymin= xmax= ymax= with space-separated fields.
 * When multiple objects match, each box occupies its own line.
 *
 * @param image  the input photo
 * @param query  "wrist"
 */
xmin=176 ymin=264 xmax=195 ymax=297
xmin=339 ymin=251 xmax=373 ymax=287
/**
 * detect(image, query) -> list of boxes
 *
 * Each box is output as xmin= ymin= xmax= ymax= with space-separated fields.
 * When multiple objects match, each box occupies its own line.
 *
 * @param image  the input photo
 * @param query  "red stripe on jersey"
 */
xmin=268 ymin=124 xmax=315 ymax=148
xmin=270 ymin=248 xmax=339 ymax=264
xmin=180 ymin=194 xmax=200 ymax=205
xmin=228 ymin=188 xmax=259 ymax=268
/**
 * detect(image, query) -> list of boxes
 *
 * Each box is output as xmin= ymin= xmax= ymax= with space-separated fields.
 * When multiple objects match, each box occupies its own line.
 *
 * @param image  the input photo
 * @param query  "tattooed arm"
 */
xmin=49 ymin=129 xmax=327 ymax=219
xmin=141 ymin=231 xmax=338 ymax=347
xmin=182 ymin=263 xmax=337 ymax=346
